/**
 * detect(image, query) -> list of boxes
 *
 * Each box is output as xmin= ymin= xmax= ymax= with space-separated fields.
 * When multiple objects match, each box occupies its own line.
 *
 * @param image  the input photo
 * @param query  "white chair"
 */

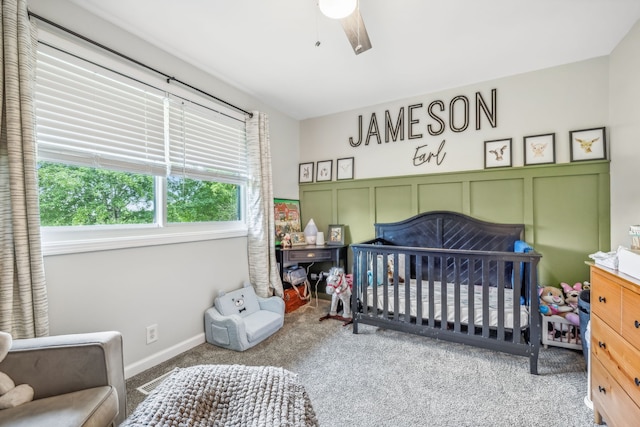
xmin=204 ymin=282 xmax=285 ymax=351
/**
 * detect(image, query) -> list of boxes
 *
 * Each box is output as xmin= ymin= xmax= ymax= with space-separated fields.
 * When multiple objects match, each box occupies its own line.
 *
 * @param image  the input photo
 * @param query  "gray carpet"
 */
xmin=125 ymin=300 xmax=597 ymax=426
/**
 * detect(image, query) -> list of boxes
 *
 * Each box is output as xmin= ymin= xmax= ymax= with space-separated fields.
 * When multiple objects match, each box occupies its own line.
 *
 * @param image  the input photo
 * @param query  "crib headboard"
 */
xmin=373 ymin=211 xmax=526 ymax=287
xmin=374 ymin=211 xmax=524 ymax=253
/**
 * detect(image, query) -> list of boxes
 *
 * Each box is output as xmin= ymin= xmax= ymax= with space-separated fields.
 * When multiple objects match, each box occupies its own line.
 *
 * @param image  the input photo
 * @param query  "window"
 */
xmin=34 ymin=37 xmax=248 ymax=254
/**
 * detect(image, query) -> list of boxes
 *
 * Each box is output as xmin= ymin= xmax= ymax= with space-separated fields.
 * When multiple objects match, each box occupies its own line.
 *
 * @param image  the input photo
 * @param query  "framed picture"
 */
xmin=290 ymin=232 xmax=307 ymax=246
xmin=327 ymin=224 xmax=345 ymax=245
xmin=484 ymin=138 xmax=512 ymax=169
xmin=298 ymin=162 xmax=314 ymax=183
xmin=524 ymin=133 xmax=555 ymax=166
xmin=316 ymin=160 xmax=333 ymax=182
xmin=570 ymin=127 xmax=607 ymax=162
xmin=336 ymin=157 xmax=354 ymax=180
xmin=274 ymin=198 xmax=301 ymax=246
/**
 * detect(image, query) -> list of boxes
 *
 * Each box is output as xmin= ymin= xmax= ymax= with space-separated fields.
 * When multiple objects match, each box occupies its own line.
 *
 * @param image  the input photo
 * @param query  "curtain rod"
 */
xmin=28 ymin=11 xmax=253 ymax=119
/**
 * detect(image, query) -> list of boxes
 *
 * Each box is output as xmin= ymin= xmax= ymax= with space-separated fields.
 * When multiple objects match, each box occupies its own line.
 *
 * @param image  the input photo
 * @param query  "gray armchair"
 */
xmin=0 ymin=331 xmax=125 ymax=427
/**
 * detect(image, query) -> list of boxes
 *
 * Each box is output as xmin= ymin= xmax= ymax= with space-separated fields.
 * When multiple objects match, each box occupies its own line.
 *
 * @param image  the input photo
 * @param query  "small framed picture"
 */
xmin=327 ymin=224 xmax=345 ymax=245
xmin=336 ymin=157 xmax=354 ymax=180
xmin=316 ymin=160 xmax=333 ymax=182
xmin=570 ymin=127 xmax=606 ymax=162
xmin=484 ymin=138 xmax=512 ymax=169
xmin=524 ymin=133 xmax=555 ymax=166
xmin=299 ymin=162 xmax=314 ymax=183
xmin=290 ymin=232 xmax=307 ymax=246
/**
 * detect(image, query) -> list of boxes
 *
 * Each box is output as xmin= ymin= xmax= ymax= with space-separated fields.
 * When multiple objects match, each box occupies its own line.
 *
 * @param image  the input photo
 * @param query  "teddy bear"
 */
xmin=538 ymin=285 xmax=579 ymax=326
xmin=0 ymin=331 xmax=34 ymax=410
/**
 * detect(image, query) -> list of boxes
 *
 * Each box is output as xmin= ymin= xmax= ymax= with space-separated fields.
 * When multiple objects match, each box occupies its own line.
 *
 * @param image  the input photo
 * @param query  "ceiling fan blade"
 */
xmin=340 ymin=9 xmax=371 ymax=55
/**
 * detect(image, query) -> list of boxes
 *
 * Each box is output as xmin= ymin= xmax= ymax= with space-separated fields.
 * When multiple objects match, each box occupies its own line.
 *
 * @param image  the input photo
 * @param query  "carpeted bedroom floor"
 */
xmin=125 ymin=299 xmax=598 ymax=426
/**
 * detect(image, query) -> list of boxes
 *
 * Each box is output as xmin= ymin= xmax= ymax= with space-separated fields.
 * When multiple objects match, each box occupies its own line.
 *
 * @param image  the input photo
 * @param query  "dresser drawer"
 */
xmin=592 ymin=269 xmax=622 ymax=330
xmin=622 ymin=288 xmax=640 ymax=351
xmin=592 ymin=315 xmax=640 ymax=409
xmin=592 ymin=357 xmax=640 ymax=427
xmin=285 ymin=249 xmax=333 ymax=262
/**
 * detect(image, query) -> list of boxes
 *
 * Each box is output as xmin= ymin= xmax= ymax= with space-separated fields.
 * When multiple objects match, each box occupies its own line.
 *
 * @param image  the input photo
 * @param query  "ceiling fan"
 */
xmin=318 ymin=0 xmax=372 ymax=55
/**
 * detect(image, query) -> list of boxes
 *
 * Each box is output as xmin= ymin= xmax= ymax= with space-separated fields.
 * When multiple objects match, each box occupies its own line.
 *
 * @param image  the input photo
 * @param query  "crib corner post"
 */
xmin=529 ymin=347 xmax=540 ymax=375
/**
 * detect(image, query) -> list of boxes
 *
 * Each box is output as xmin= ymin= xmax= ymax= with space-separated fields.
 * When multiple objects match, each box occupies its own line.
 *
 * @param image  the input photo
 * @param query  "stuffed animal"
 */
xmin=0 ymin=331 xmax=34 ymax=409
xmin=538 ymin=286 xmax=579 ymax=326
xmin=281 ymin=233 xmax=292 ymax=248
xmin=561 ymin=282 xmax=582 ymax=312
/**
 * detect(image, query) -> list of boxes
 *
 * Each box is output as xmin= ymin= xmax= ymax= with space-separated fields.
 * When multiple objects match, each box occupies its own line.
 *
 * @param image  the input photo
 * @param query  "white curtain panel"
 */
xmin=246 ymin=112 xmax=284 ymax=298
xmin=0 ymin=0 xmax=49 ymax=337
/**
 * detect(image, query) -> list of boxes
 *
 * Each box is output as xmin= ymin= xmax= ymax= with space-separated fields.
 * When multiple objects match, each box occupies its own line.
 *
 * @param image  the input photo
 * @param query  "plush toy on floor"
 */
xmin=539 ymin=285 xmax=579 ymax=326
xmin=0 ymin=331 xmax=34 ymax=409
xmin=319 ymin=267 xmax=353 ymax=325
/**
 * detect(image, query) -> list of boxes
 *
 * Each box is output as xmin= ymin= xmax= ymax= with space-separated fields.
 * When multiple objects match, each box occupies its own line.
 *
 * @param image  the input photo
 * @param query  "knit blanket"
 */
xmin=122 ymin=365 xmax=318 ymax=427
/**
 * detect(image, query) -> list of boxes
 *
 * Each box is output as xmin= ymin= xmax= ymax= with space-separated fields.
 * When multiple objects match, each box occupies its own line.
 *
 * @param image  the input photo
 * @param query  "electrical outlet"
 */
xmin=146 ymin=324 xmax=158 ymax=344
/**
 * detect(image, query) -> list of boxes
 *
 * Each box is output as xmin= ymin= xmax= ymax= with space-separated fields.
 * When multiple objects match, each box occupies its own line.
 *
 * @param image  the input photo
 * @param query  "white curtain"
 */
xmin=246 ymin=111 xmax=284 ymax=298
xmin=0 ymin=0 xmax=49 ymax=337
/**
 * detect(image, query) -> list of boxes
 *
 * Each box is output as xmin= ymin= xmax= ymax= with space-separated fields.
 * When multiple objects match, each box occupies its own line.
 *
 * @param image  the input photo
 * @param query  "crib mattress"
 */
xmin=366 ymin=280 xmax=529 ymax=329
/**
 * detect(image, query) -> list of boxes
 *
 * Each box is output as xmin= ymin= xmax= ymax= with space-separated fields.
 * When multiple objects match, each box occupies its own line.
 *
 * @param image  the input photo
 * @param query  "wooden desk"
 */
xmin=276 ymin=245 xmax=348 ymax=280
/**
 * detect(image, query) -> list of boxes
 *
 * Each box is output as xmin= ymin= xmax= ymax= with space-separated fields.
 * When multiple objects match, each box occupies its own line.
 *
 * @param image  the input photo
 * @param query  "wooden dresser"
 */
xmin=590 ymin=265 xmax=640 ymax=426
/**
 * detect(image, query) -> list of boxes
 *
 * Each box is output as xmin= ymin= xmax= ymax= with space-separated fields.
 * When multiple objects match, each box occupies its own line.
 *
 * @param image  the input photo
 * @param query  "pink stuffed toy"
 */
xmin=561 ymin=282 xmax=582 ymax=313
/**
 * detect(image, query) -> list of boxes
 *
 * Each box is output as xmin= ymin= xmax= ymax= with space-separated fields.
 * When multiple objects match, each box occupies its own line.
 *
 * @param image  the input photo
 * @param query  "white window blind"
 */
xmin=35 ymin=44 xmax=167 ymax=176
xmin=168 ymin=95 xmax=247 ymax=184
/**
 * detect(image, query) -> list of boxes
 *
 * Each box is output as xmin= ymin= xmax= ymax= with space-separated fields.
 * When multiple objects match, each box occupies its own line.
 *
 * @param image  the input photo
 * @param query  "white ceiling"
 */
xmin=69 ymin=0 xmax=640 ymax=120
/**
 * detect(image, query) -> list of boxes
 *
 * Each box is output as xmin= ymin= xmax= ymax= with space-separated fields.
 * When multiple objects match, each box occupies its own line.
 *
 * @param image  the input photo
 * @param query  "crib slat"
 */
xmin=496 ymin=259 xmax=506 ymax=341
xmin=482 ymin=258 xmax=490 ymax=338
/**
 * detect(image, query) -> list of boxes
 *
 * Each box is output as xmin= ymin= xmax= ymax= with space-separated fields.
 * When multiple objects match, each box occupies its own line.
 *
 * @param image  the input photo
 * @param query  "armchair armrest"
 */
xmin=257 ymin=295 xmax=285 ymax=314
xmin=0 ymin=331 xmax=126 ymax=425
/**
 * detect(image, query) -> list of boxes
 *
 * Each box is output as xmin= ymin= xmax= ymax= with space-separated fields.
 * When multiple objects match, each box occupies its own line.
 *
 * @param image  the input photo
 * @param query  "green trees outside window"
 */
xmin=38 ymin=162 xmax=240 ymax=227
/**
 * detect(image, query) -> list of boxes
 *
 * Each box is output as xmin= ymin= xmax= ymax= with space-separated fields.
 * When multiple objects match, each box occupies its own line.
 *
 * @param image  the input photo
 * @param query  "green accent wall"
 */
xmin=299 ymin=161 xmax=610 ymax=286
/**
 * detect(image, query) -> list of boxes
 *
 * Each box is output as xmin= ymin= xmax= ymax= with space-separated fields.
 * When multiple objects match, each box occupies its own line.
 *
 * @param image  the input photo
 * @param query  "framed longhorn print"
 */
xmin=484 ymin=138 xmax=512 ymax=169
xmin=570 ymin=127 xmax=606 ymax=162
xmin=336 ymin=157 xmax=354 ymax=180
xmin=524 ymin=133 xmax=555 ymax=166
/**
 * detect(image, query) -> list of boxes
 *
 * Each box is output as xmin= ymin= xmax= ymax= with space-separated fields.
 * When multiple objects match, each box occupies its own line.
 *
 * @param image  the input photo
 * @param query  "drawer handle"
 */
xmin=598 ymin=341 xmax=606 ymax=349
xmin=598 ymin=296 xmax=606 ymax=303
xmin=598 ymin=386 xmax=606 ymax=394
xmin=306 ymin=253 xmax=315 ymax=258
xmin=635 ymin=320 xmax=640 ymax=329
xmin=636 ymin=378 xmax=640 ymax=387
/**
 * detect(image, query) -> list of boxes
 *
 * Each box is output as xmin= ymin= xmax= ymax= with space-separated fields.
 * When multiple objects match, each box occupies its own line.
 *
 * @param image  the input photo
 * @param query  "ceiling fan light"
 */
xmin=319 ymin=0 xmax=357 ymax=19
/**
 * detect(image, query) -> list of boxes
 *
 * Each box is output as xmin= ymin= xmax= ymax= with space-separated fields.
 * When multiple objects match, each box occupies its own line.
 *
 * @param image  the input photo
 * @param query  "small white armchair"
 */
xmin=204 ymin=282 xmax=285 ymax=351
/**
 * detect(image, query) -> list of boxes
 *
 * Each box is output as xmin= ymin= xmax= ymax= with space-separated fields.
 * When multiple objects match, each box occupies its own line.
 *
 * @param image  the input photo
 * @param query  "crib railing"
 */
xmin=350 ymin=240 xmax=543 ymax=374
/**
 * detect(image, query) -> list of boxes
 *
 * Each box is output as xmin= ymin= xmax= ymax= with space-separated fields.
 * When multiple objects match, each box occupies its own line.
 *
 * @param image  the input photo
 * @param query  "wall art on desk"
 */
xmin=316 ymin=160 xmax=333 ymax=182
xmin=570 ymin=127 xmax=606 ymax=162
xmin=290 ymin=232 xmax=307 ymax=246
xmin=327 ymin=224 xmax=345 ymax=245
xmin=298 ymin=162 xmax=314 ymax=183
xmin=274 ymin=198 xmax=301 ymax=246
xmin=524 ymin=133 xmax=555 ymax=166
xmin=484 ymin=138 xmax=512 ymax=169
xmin=336 ymin=157 xmax=354 ymax=180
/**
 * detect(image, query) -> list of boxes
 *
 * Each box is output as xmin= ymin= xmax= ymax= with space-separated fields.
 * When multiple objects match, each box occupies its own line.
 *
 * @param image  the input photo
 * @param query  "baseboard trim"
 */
xmin=124 ymin=333 xmax=205 ymax=379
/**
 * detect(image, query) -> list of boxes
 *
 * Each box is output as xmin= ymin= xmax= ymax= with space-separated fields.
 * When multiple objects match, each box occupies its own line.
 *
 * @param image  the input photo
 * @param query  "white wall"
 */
xmin=300 ymin=57 xmax=609 ymax=180
xmin=609 ymin=19 xmax=640 ymax=249
xmin=28 ymin=0 xmax=300 ymax=376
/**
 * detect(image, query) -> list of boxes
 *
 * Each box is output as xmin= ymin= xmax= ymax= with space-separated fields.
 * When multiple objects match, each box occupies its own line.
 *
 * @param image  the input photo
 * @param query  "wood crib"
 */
xmin=350 ymin=211 xmax=543 ymax=374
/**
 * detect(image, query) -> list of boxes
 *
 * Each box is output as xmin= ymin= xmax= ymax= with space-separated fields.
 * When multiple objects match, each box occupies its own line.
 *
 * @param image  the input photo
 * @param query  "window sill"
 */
xmin=41 ymin=223 xmax=248 ymax=256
